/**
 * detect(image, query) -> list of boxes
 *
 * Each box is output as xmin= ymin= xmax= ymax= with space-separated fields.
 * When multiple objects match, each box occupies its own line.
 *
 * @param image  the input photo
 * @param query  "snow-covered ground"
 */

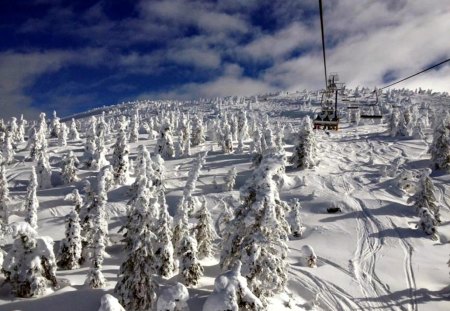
xmin=0 ymin=89 xmax=449 ymax=310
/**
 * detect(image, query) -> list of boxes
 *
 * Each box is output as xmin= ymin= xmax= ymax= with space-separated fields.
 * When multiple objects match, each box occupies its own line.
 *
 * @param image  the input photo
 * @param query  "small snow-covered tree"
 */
xmin=50 ymin=110 xmax=61 ymax=138
xmin=85 ymin=224 xmax=107 ymax=288
xmin=112 ymin=129 xmax=130 ymax=185
xmin=64 ymin=188 xmax=83 ymax=213
xmin=0 ymin=165 xmax=9 ymax=224
xmin=290 ymin=199 xmax=304 ymax=238
xmin=173 ymin=197 xmax=189 ymax=255
xmin=61 ymin=151 xmax=79 ymax=184
xmin=156 ymin=120 xmax=175 ymax=159
xmin=68 ymin=118 xmax=80 ymax=141
xmin=24 ymin=167 xmax=39 ymax=229
xmin=2 ymin=131 xmax=15 ymax=165
xmin=154 ymin=196 xmax=175 ymax=277
xmin=219 ymin=123 xmax=233 ymax=154
xmin=202 ymin=261 xmax=263 ymax=311
xmin=17 ymin=114 xmax=26 ymax=143
xmin=2 ymin=222 xmax=57 ymax=297
xmin=156 ymin=283 xmax=190 ymax=311
xmin=58 ymin=123 xmax=68 ymax=147
xmin=388 ymin=110 xmax=400 ymax=137
xmin=92 ymin=131 xmax=110 ymax=171
xmin=299 ymin=245 xmax=317 ymax=268
xmin=224 ymin=167 xmax=237 ymax=191
xmin=57 ymin=210 xmax=82 ymax=270
xmin=407 ymin=169 xmax=442 ymax=223
xmin=129 ymin=109 xmax=140 ymax=143
xmin=152 ymin=154 xmax=166 ymax=189
xmin=84 ymin=117 xmax=98 ymax=168
xmin=99 ymin=294 xmax=126 ymax=311
xmin=36 ymin=147 xmax=52 ymax=189
xmin=289 ymin=116 xmax=317 ymax=169
xmin=179 ymin=234 xmax=204 ymax=287
xmin=429 ymin=120 xmax=450 ymax=172
xmin=191 ymin=115 xmax=205 ymax=146
xmin=418 ymin=207 xmax=438 ymax=239
xmin=195 ymin=197 xmax=216 ymax=258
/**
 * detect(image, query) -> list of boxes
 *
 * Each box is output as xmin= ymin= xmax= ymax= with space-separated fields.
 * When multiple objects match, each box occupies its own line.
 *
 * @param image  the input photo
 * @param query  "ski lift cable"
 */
xmin=319 ymin=0 xmax=328 ymax=88
xmin=380 ymin=57 xmax=450 ymax=90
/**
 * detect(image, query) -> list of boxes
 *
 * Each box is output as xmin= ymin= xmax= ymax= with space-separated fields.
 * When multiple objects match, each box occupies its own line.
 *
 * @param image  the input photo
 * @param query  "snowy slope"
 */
xmin=0 ymin=89 xmax=449 ymax=311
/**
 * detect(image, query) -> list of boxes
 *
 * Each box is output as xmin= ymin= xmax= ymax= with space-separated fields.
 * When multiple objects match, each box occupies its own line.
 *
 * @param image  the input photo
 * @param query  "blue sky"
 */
xmin=1 ymin=0 xmax=450 ymax=119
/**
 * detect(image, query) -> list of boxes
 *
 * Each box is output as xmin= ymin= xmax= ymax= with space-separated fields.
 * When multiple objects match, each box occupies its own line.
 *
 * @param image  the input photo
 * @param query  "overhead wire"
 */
xmin=319 ymin=0 xmax=328 ymax=88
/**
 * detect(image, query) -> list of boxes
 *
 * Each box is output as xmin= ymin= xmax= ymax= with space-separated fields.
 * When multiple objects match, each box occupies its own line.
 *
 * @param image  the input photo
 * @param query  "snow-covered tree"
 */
xmin=219 ymin=123 xmax=233 ymax=154
xmin=112 ymin=129 xmax=130 ymax=185
xmin=191 ymin=115 xmax=205 ymax=146
xmin=24 ymin=167 xmax=39 ymax=229
xmin=407 ymin=169 xmax=442 ymax=223
xmin=224 ymin=167 xmax=237 ymax=191
xmin=152 ymin=154 xmax=166 ymax=189
xmin=57 ymin=210 xmax=82 ymax=270
xmin=173 ymin=197 xmax=189 ymax=255
xmin=2 ymin=222 xmax=57 ymax=297
xmin=179 ymin=234 xmax=204 ymax=287
xmin=115 ymin=188 xmax=158 ymax=311
xmin=68 ymin=118 xmax=80 ymax=141
xmin=418 ymin=207 xmax=438 ymax=239
xmin=92 ymin=128 xmax=110 ymax=171
xmin=154 ymin=196 xmax=175 ymax=277
xmin=429 ymin=120 xmax=450 ymax=172
xmin=84 ymin=117 xmax=98 ymax=168
xmin=203 ymin=261 xmax=263 ymax=311
xmin=129 ymin=109 xmax=140 ymax=143
xmin=0 ymin=165 xmax=9 ymax=224
xmin=220 ymin=152 xmax=290 ymax=303
xmin=299 ymin=245 xmax=317 ymax=268
xmin=2 ymin=131 xmax=15 ymax=165
xmin=289 ymin=116 xmax=317 ymax=169
xmin=290 ymin=199 xmax=304 ymax=238
xmin=61 ymin=151 xmax=79 ymax=184
xmin=156 ymin=283 xmax=190 ymax=311
xmin=388 ymin=110 xmax=400 ymax=137
xmin=50 ymin=110 xmax=61 ymax=138
xmin=99 ymin=294 xmax=126 ymax=311
xmin=156 ymin=120 xmax=175 ymax=159
xmin=195 ymin=197 xmax=216 ymax=258
xmin=64 ymin=188 xmax=83 ymax=213
xmin=58 ymin=123 xmax=68 ymax=147
xmin=85 ymin=223 xmax=107 ymax=288
xmin=36 ymin=147 xmax=52 ymax=189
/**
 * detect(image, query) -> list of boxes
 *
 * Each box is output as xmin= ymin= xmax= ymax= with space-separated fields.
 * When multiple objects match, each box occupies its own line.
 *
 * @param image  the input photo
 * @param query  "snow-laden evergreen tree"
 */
xmin=179 ymin=234 xmax=204 ymax=287
xmin=99 ymin=294 xmax=126 ymax=311
xmin=92 ymin=126 xmax=110 ymax=171
xmin=290 ymin=199 xmax=304 ymax=238
xmin=84 ymin=116 xmax=98 ymax=168
xmin=289 ymin=116 xmax=317 ymax=169
xmin=388 ymin=110 xmax=400 ymax=137
xmin=223 ymin=167 xmax=237 ymax=192
xmin=37 ymin=112 xmax=48 ymax=138
xmin=220 ymin=151 xmax=290 ymax=303
xmin=237 ymin=111 xmax=249 ymax=141
xmin=217 ymin=199 xmax=234 ymax=238
xmin=36 ymin=146 xmax=52 ymax=189
xmin=418 ymin=207 xmax=438 ymax=238
xmin=129 ymin=109 xmax=140 ymax=143
xmin=2 ymin=222 xmax=57 ymax=297
xmin=2 ymin=131 xmax=15 ymax=165
xmin=97 ymin=111 xmax=110 ymax=138
xmin=8 ymin=117 xmax=19 ymax=144
xmin=17 ymin=114 xmax=26 ymax=143
xmin=50 ymin=110 xmax=61 ymax=138
xmin=68 ymin=118 xmax=80 ymax=141
xmin=397 ymin=112 xmax=410 ymax=136
xmin=156 ymin=120 xmax=175 ymax=159
xmin=219 ymin=123 xmax=233 ymax=154
xmin=24 ymin=167 xmax=39 ymax=229
xmin=407 ymin=169 xmax=441 ymax=223
xmin=173 ymin=197 xmax=189 ymax=256
xmin=57 ymin=210 xmax=82 ymax=270
xmin=112 ymin=129 xmax=130 ymax=185
xmin=85 ymin=222 xmax=107 ymax=288
xmin=429 ymin=120 xmax=450 ymax=172
xmin=61 ymin=151 xmax=79 ymax=184
xmin=64 ymin=188 xmax=83 ymax=213
xmin=195 ymin=197 xmax=216 ymax=258
xmin=154 ymin=195 xmax=175 ymax=277
xmin=115 ymin=186 xmax=158 ymax=311
xmin=28 ymin=128 xmax=39 ymax=160
xmin=0 ymin=165 xmax=9 ymax=224
xmin=202 ymin=261 xmax=263 ymax=311
xmin=156 ymin=283 xmax=190 ymax=311
xmin=58 ymin=123 xmax=68 ymax=147
xmin=191 ymin=115 xmax=205 ymax=146
xmin=183 ymin=151 xmax=207 ymax=214
xmin=152 ymin=153 xmax=166 ymax=189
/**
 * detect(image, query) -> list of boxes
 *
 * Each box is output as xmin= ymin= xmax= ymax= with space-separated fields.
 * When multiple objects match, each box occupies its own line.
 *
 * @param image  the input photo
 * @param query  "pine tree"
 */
xmin=418 ymin=207 xmax=438 ymax=238
xmin=36 ymin=147 xmax=52 ymax=189
xmin=112 ymin=129 xmax=130 ymax=185
xmin=156 ymin=283 xmax=190 ymax=311
xmin=68 ymin=118 xmax=80 ymax=141
xmin=2 ymin=222 xmax=57 ymax=297
xmin=92 ymin=128 xmax=110 ymax=171
xmin=289 ymin=116 xmax=317 ymax=169
xmin=195 ymin=197 xmax=216 ymax=258
xmin=156 ymin=120 xmax=175 ymax=159
xmin=57 ymin=210 xmax=82 ymax=270
xmin=24 ymin=167 xmax=39 ymax=229
xmin=173 ymin=197 xmax=189 ymax=256
xmin=84 ymin=117 xmax=98 ymax=168
xmin=50 ymin=110 xmax=61 ymax=138
xmin=223 ymin=167 xmax=237 ymax=191
xmin=129 ymin=109 xmax=140 ymax=143
xmin=64 ymin=188 xmax=83 ymax=213
xmin=58 ymin=123 xmax=68 ymax=147
xmin=191 ymin=115 xmax=205 ymax=146
xmin=153 ymin=195 xmax=175 ymax=277
xmin=61 ymin=151 xmax=79 ymax=184
xmin=429 ymin=120 xmax=450 ymax=172
xmin=85 ymin=223 xmax=107 ymax=288
xmin=179 ymin=234 xmax=204 ymax=287
xmin=152 ymin=154 xmax=166 ymax=190
xmin=2 ymin=131 xmax=15 ymax=165
xmin=290 ymin=199 xmax=304 ymax=238
xmin=0 ymin=165 xmax=10 ymax=224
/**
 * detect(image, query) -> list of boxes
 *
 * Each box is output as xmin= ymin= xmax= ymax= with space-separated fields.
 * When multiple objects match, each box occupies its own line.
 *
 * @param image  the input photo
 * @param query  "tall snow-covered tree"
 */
xmin=152 ymin=154 xmax=166 ymax=190
xmin=223 ymin=167 xmax=237 ymax=192
xmin=2 ymin=131 xmax=15 ymax=165
xmin=50 ymin=110 xmax=61 ymax=138
xmin=0 ymin=165 xmax=10 ymax=224
xmin=191 ymin=115 xmax=205 ymax=146
xmin=173 ymin=197 xmax=189 ymax=256
xmin=24 ymin=167 xmax=39 ymax=229
xmin=36 ymin=146 xmax=52 ymax=189
xmin=84 ymin=117 xmax=98 ymax=168
xmin=220 ymin=152 xmax=290 ymax=303
xmin=64 ymin=188 xmax=83 ymax=213
xmin=58 ymin=123 xmax=68 ymax=147
xmin=68 ymin=118 xmax=80 ymax=141
xmin=57 ymin=210 xmax=82 ymax=270
xmin=195 ymin=197 xmax=216 ymax=258
xmin=289 ymin=116 xmax=317 ymax=169
xmin=61 ymin=151 xmax=79 ymax=184
xmin=289 ymin=199 xmax=304 ymax=238
xmin=17 ymin=114 xmax=26 ymax=143
xmin=129 ymin=109 xmax=140 ymax=143
xmin=429 ymin=120 xmax=450 ymax=172
xmin=92 ymin=128 xmax=110 ymax=171
xmin=153 ymin=195 xmax=175 ymax=277
xmin=85 ymin=222 xmax=107 ymax=288
xmin=2 ymin=222 xmax=57 ymax=297
xmin=112 ymin=129 xmax=130 ymax=185
xmin=179 ymin=234 xmax=204 ymax=287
